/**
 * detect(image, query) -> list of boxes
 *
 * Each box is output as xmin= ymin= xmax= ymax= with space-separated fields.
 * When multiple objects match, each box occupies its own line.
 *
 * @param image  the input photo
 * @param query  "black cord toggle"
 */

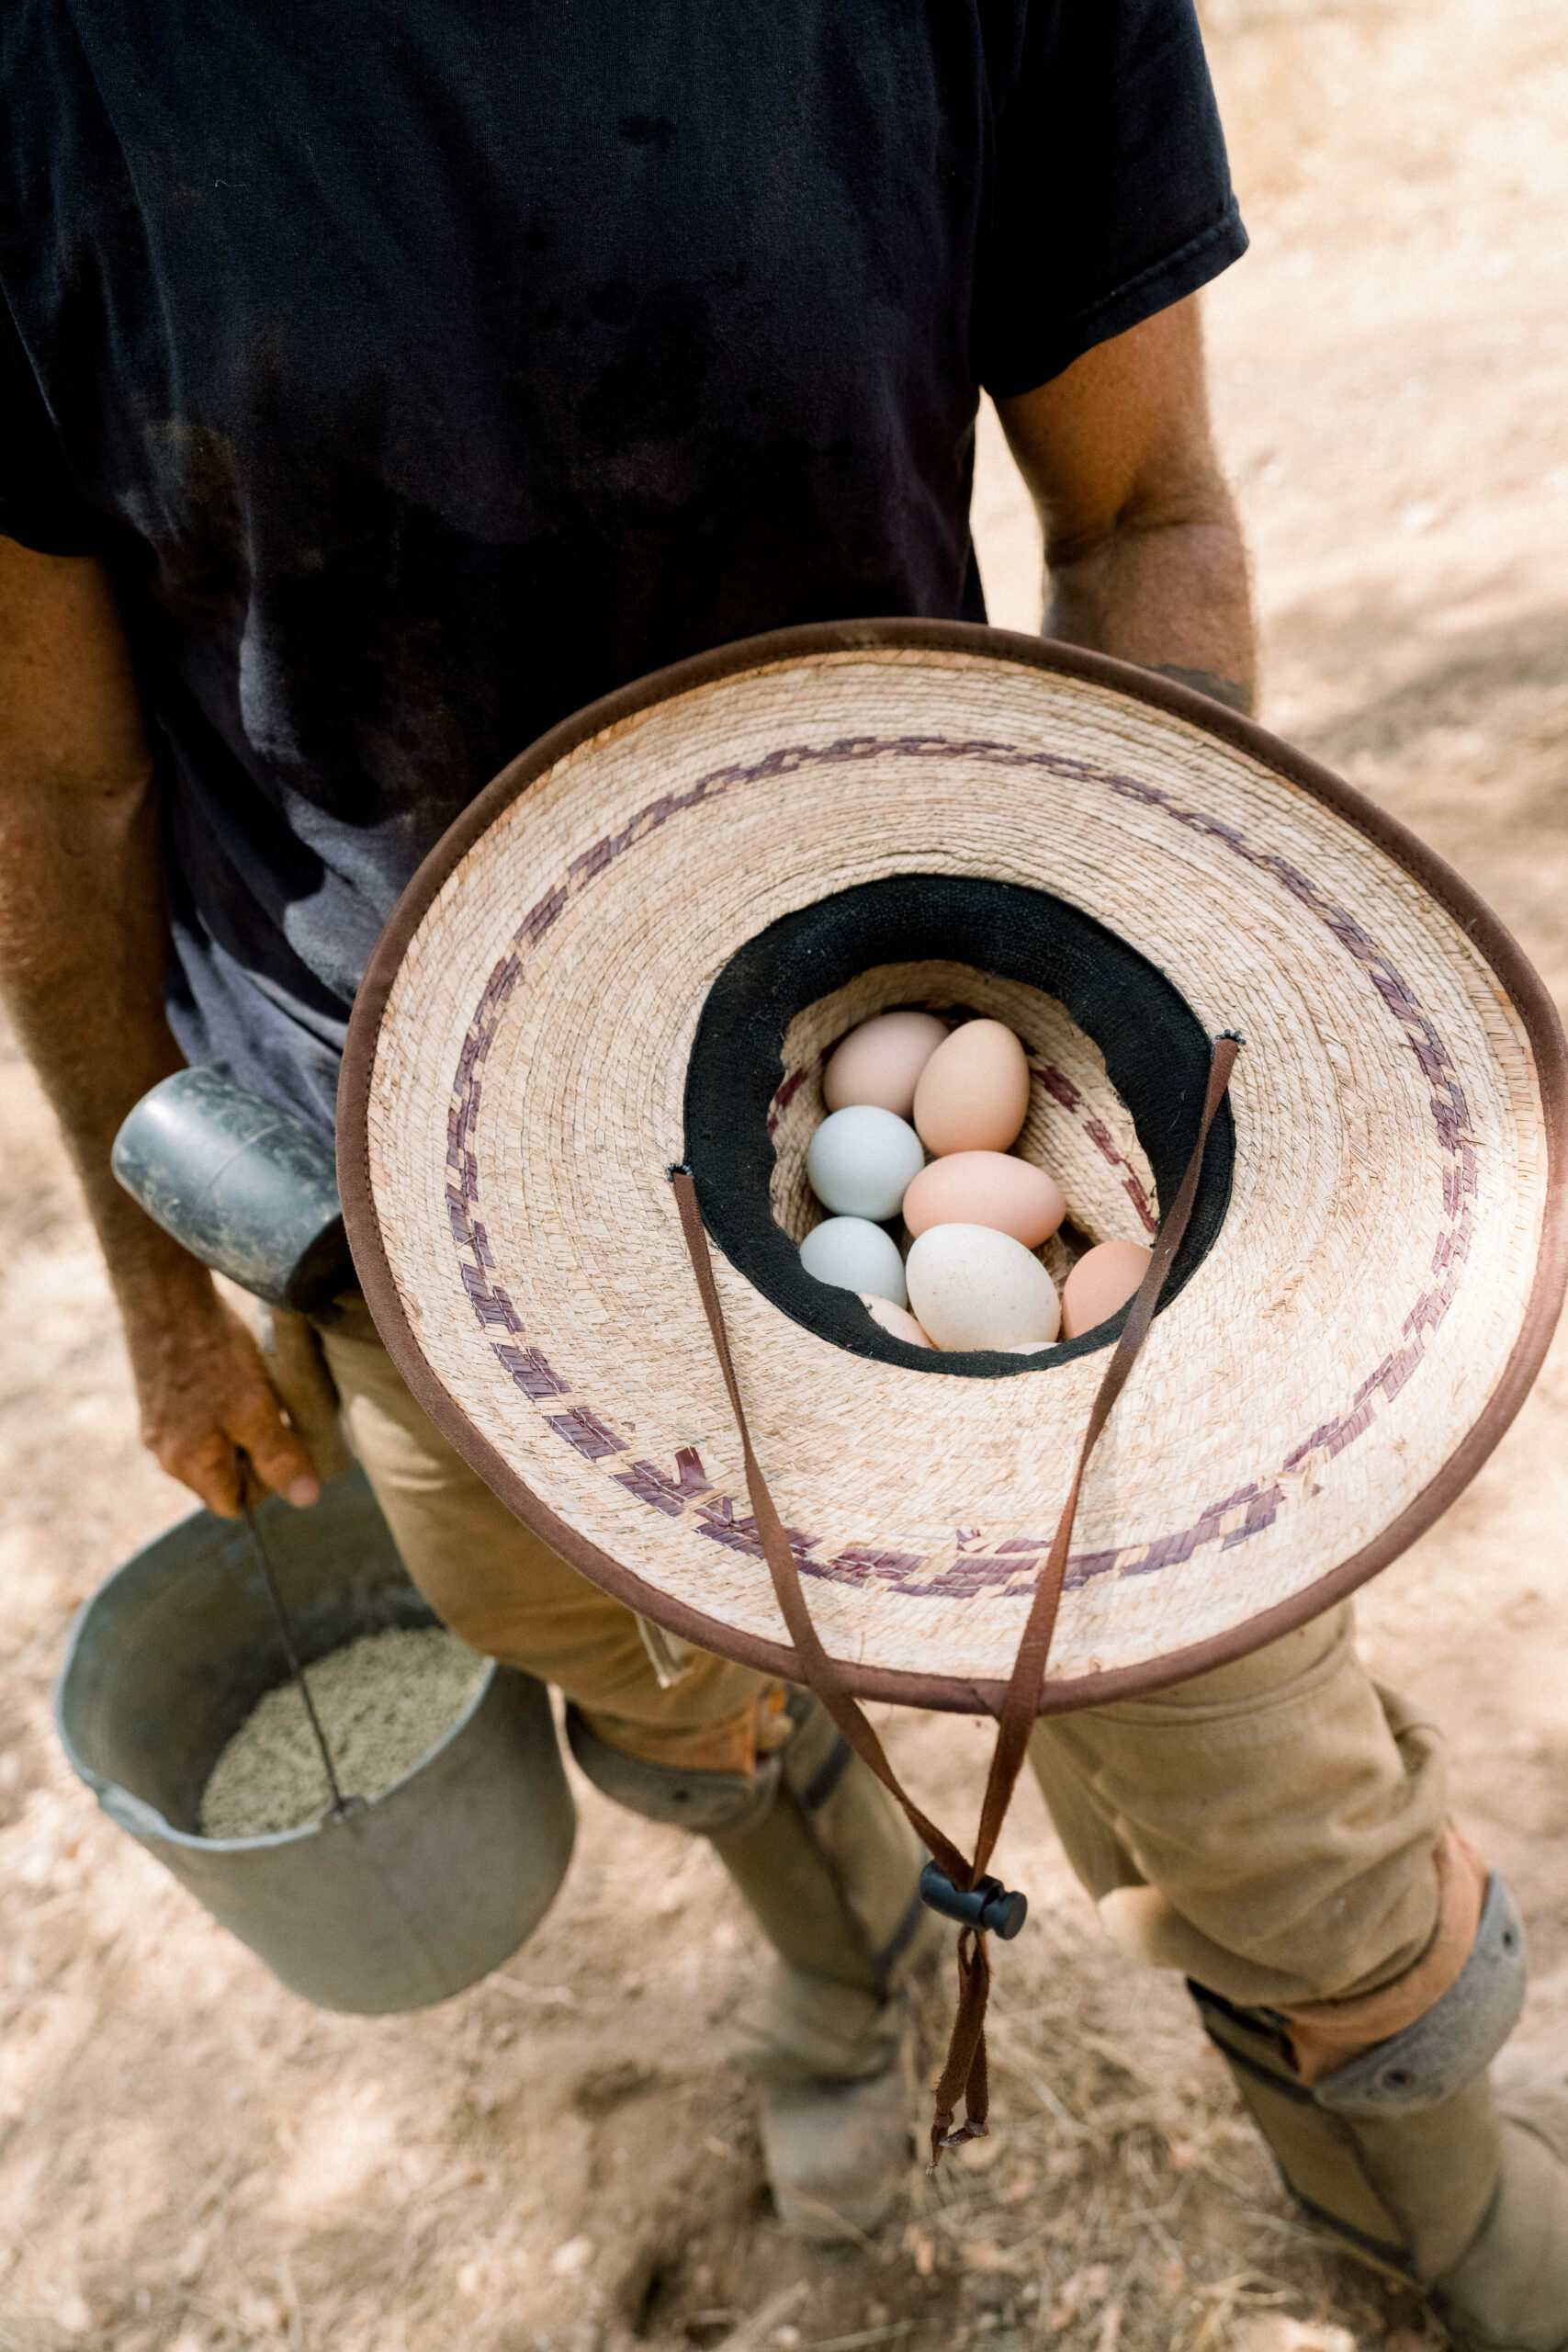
xmin=919 ymin=1860 xmax=1028 ymax=1940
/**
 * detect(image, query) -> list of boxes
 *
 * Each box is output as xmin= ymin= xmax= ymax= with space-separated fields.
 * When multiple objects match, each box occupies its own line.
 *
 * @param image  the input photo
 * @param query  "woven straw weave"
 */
xmin=355 ymin=640 xmax=1558 ymax=1703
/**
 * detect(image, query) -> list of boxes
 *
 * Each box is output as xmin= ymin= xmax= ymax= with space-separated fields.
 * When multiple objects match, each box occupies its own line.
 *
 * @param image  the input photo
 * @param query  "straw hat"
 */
xmin=339 ymin=622 xmax=1568 ymax=1714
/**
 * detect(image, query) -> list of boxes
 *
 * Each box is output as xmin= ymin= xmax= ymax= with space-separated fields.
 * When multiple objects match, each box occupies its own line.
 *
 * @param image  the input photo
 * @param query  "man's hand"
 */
xmin=996 ymin=294 xmax=1257 ymax=715
xmin=0 ymin=533 xmax=318 ymax=1518
xmin=124 ymin=1257 xmax=321 ymax=1517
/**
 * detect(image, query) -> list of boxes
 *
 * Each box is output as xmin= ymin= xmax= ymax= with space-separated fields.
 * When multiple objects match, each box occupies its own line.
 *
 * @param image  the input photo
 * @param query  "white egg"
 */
xmin=800 ymin=1216 xmax=908 ymax=1307
xmin=807 ymin=1105 xmax=926 ymax=1221
xmin=905 ymin=1223 xmax=1061 ymax=1351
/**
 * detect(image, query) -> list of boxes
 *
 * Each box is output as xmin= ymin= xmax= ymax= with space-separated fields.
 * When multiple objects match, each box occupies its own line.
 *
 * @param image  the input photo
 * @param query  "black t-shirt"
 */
xmin=1 ymin=0 xmax=1244 ymax=1136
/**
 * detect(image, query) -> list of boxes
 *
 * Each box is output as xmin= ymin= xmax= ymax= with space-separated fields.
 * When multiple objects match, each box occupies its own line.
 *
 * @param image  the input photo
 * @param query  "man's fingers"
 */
xmin=154 ymin=1426 xmax=245 ymax=1518
xmin=130 ymin=1286 xmax=323 ymax=1515
xmin=230 ymin=1395 xmax=321 ymax=1510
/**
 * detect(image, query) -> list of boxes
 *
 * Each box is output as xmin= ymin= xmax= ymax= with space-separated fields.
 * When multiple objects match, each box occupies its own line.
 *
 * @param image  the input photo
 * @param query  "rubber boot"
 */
xmin=712 ymin=1691 xmax=942 ymax=2240
xmin=566 ymin=1693 xmax=940 ymax=2241
xmin=1190 ymin=1877 xmax=1568 ymax=2350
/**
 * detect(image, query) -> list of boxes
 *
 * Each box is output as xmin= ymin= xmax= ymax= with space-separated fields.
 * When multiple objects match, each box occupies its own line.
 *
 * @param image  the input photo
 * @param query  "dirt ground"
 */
xmin=5 ymin=3 xmax=1568 ymax=2346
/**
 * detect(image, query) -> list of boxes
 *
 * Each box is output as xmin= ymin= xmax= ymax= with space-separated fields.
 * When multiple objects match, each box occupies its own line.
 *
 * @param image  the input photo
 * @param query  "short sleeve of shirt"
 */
xmin=976 ymin=0 xmax=1247 ymax=397
xmin=0 ymin=296 xmax=105 ymax=555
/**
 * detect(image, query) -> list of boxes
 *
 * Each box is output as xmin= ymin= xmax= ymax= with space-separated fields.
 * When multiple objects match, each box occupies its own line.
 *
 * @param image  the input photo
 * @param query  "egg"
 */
xmin=823 ymin=1011 xmax=949 ymax=1117
xmin=902 ymin=1150 xmax=1065 ymax=1249
xmin=859 ymin=1294 xmax=934 ymax=1349
xmin=1061 ymin=1239 xmax=1154 ymax=1338
xmin=912 ymin=1020 xmax=1031 ymax=1155
xmin=800 ymin=1216 xmax=908 ymax=1306
xmin=905 ymin=1223 xmax=1061 ymax=1351
xmin=807 ymin=1104 xmax=926 ymax=1220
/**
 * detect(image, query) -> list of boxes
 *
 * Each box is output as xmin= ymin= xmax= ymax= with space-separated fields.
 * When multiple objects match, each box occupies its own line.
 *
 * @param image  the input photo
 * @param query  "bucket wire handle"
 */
xmin=235 ymin=1457 xmax=463 ymax=1992
xmin=236 ymin=1453 xmax=352 ymax=1818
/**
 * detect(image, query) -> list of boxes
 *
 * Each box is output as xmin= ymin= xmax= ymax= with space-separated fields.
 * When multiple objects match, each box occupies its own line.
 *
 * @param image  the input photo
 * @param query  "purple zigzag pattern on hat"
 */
xmin=1032 ymin=1058 xmax=1159 ymax=1235
xmin=1105 ymin=772 xmax=1479 ymax=1501
xmin=437 ymin=729 xmax=1478 ymax=1612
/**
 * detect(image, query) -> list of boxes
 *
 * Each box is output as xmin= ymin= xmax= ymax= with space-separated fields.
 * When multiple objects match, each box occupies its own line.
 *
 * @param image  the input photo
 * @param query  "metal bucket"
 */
xmin=54 ymin=1469 xmax=576 ymax=2013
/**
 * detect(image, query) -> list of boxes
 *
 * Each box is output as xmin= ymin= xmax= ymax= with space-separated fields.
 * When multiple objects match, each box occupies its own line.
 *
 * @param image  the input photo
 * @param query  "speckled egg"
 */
xmin=905 ymin=1223 xmax=1060 ymax=1351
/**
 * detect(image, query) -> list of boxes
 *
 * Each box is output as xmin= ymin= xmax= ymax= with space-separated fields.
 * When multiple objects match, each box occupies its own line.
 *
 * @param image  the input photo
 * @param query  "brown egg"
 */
xmin=859 ymin=1293 xmax=935 ymax=1349
xmin=823 ymin=1011 xmax=948 ymax=1117
xmin=901 ymin=1150 xmax=1065 ymax=1249
xmin=911 ymin=1020 xmax=1031 ymax=1155
xmin=1061 ymin=1239 xmax=1154 ymax=1339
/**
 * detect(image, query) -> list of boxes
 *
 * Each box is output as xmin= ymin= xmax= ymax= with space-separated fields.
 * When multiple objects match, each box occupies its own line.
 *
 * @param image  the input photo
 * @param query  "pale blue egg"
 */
xmin=799 ymin=1216 xmax=908 ymax=1308
xmin=807 ymin=1105 xmax=926 ymax=1221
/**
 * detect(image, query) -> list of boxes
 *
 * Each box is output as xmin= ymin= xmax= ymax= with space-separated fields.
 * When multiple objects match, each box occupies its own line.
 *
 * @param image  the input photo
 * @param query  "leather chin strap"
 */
xmin=671 ymin=1035 xmax=1239 ymax=2170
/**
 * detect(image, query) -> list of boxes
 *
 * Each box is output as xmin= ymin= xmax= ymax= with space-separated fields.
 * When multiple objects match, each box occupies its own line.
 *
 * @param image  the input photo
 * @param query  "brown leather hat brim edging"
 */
xmin=337 ymin=619 xmax=1568 ymax=1717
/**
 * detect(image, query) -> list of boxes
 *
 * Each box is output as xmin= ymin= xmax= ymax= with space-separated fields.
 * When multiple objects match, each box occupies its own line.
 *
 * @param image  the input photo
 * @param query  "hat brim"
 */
xmin=340 ymin=622 xmax=1568 ymax=1713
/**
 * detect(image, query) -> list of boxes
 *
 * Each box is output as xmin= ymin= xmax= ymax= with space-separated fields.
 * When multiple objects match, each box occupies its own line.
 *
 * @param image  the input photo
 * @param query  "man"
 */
xmin=3 ymin=3 xmax=1564 ymax=2335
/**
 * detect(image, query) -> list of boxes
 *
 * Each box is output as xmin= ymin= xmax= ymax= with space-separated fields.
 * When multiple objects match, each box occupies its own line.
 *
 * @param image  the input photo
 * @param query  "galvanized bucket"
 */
xmin=55 ymin=1469 xmax=576 ymax=2013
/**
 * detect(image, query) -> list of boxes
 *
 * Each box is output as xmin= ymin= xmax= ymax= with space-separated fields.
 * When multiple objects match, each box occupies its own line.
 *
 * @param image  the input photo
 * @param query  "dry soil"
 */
xmin=4 ymin=4 xmax=1567 ymax=2346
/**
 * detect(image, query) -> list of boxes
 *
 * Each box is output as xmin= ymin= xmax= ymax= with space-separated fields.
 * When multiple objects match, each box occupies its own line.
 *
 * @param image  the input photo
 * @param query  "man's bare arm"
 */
xmin=995 ymin=294 xmax=1257 ymax=715
xmin=0 ymin=535 xmax=318 ymax=1514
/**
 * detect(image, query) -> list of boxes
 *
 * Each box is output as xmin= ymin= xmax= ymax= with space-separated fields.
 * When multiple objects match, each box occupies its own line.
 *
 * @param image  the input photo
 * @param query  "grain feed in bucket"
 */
xmin=199 ymin=1624 xmax=487 ymax=1839
xmin=56 ymin=1469 xmax=576 ymax=2013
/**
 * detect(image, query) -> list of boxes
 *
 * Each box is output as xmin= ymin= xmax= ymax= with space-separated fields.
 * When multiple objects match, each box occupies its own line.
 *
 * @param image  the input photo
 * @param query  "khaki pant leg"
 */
xmin=1028 ymin=1603 xmax=1449 ymax=2009
xmin=319 ymin=1312 xmax=773 ymax=1776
